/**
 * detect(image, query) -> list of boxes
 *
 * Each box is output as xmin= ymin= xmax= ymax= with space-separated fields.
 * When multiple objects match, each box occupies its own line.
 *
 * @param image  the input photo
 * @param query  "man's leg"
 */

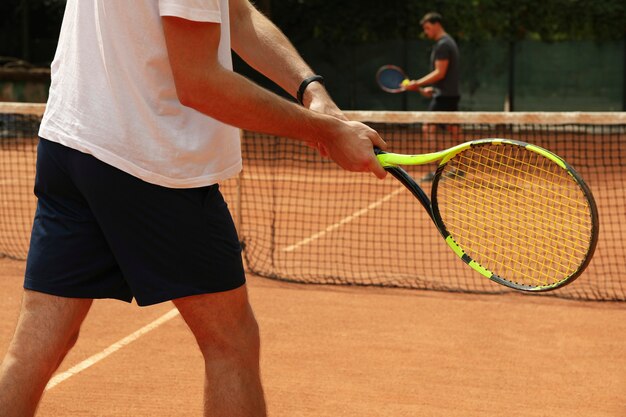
xmin=173 ymin=285 xmax=266 ymax=417
xmin=0 ymin=290 xmax=92 ymax=417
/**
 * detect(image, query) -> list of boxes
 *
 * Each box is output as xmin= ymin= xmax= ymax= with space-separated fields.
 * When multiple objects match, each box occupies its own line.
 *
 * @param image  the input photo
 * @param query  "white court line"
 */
xmin=45 ymin=308 xmax=180 ymax=391
xmin=282 ymin=186 xmax=406 ymax=252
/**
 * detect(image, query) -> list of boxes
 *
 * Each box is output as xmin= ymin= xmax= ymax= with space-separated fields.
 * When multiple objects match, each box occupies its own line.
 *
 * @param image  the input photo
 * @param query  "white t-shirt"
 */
xmin=39 ymin=0 xmax=241 ymax=188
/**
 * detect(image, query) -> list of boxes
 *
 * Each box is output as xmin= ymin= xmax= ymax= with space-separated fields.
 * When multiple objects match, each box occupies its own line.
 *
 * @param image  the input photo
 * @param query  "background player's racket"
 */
xmin=376 ymin=65 xmax=410 ymax=93
xmin=375 ymin=139 xmax=599 ymax=292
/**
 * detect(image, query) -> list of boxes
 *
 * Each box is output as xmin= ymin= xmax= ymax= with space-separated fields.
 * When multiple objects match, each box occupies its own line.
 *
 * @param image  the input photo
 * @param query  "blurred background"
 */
xmin=1 ymin=0 xmax=624 ymax=110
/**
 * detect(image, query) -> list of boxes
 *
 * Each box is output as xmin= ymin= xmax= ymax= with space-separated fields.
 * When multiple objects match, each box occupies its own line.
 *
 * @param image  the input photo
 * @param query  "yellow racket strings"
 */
xmin=437 ymin=144 xmax=594 ymax=287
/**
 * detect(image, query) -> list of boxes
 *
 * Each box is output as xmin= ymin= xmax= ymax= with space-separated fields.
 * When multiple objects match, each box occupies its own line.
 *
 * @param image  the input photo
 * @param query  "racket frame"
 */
xmin=376 ymin=65 xmax=409 ymax=93
xmin=376 ymin=139 xmax=599 ymax=292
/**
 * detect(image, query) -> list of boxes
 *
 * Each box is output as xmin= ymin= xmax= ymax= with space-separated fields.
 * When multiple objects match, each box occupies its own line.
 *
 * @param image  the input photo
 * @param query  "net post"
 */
xmin=507 ymin=40 xmax=516 ymax=112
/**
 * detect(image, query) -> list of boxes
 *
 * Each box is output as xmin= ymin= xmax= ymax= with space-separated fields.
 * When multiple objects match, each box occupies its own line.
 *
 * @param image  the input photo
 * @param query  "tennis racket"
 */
xmin=375 ymin=139 xmax=599 ymax=292
xmin=376 ymin=65 xmax=410 ymax=93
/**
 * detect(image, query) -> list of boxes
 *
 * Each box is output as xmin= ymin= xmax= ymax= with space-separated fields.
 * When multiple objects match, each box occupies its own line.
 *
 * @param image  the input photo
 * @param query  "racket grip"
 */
xmin=373 ymin=147 xmax=386 ymax=155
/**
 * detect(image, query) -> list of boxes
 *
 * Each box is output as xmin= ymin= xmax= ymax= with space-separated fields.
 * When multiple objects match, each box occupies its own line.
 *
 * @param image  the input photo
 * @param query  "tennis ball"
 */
xmin=401 ymin=79 xmax=410 ymax=87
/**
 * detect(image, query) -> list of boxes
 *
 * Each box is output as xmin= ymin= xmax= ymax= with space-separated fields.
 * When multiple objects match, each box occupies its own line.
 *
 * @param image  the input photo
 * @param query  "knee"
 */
xmin=176 ymin=288 xmax=262 ymax=363
xmin=198 ymin=311 xmax=261 ymax=361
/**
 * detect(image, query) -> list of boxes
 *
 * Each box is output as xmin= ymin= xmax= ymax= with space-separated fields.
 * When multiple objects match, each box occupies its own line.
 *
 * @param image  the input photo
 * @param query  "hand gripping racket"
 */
xmin=376 ymin=65 xmax=410 ymax=93
xmin=375 ymin=139 xmax=599 ymax=292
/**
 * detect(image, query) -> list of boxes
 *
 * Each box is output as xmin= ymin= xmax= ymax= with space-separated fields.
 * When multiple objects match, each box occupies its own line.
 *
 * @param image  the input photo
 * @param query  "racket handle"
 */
xmin=373 ymin=147 xmax=386 ymax=155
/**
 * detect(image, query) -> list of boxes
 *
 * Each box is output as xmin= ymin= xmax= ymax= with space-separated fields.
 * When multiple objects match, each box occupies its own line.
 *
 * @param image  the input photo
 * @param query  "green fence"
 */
xmin=235 ymin=39 xmax=625 ymax=111
xmin=2 ymin=38 xmax=623 ymax=111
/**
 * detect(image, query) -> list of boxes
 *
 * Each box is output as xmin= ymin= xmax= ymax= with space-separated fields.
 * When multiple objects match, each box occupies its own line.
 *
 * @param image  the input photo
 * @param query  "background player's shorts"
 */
xmin=25 ymin=138 xmax=245 ymax=306
xmin=428 ymin=96 xmax=460 ymax=111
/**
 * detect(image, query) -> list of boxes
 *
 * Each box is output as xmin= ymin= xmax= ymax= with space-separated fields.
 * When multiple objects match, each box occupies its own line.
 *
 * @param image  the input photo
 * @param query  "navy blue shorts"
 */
xmin=25 ymin=138 xmax=246 ymax=306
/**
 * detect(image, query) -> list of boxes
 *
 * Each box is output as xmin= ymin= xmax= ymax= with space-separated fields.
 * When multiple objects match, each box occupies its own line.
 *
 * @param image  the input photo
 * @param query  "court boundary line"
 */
xmin=282 ymin=186 xmax=406 ymax=252
xmin=45 ymin=308 xmax=180 ymax=391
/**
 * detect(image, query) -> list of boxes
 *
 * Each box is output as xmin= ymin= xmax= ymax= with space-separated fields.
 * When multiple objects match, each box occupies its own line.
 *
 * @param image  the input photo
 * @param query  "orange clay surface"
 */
xmin=0 ymin=258 xmax=624 ymax=417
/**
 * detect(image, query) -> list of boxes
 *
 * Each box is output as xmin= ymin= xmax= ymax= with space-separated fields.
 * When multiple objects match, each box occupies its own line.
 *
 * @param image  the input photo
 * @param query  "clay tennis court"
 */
xmin=1 ymin=259 xmax=625 ymax=416
xmin=0 ymin=108 xmax=625 ymax=415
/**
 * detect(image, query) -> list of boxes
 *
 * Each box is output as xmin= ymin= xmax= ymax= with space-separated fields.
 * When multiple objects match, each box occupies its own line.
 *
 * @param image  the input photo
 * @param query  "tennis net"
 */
xmin=1 ymin=103 xmax=624 ymax=301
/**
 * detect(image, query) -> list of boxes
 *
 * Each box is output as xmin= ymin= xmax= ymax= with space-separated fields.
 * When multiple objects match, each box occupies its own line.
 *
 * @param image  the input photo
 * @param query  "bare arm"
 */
xmin=229 ymin=0 xmax=342 ymax=117
xmin=161 ymin=16 xmax=386 ymax=178
xmin=405 ymin=59 xmax=449 ymax=91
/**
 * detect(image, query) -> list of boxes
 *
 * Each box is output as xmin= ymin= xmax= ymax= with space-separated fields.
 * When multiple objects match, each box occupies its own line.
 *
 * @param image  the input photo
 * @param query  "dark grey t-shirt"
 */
xmin=430 ymin=34 xmax=460 ymax=97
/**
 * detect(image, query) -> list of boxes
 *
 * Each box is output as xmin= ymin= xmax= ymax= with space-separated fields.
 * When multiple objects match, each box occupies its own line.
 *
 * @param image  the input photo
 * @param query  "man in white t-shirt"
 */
xmin=0 ymin=1 xmax=387 ymax=416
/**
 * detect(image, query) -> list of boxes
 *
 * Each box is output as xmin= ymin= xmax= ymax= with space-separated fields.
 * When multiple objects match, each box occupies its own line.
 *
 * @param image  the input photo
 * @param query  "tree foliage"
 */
xmin=271 ymin=0 xmax=626 ymax=43
xmin=1 ymin=0 xmax=623 ymax=64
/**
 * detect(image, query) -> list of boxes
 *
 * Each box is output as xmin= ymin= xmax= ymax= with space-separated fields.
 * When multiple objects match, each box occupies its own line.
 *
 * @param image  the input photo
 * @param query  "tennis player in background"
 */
xmin=404 ymin=12 xmax=461 ymax=135
xmin=0 ymin=1 xmax=386 ymax=416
